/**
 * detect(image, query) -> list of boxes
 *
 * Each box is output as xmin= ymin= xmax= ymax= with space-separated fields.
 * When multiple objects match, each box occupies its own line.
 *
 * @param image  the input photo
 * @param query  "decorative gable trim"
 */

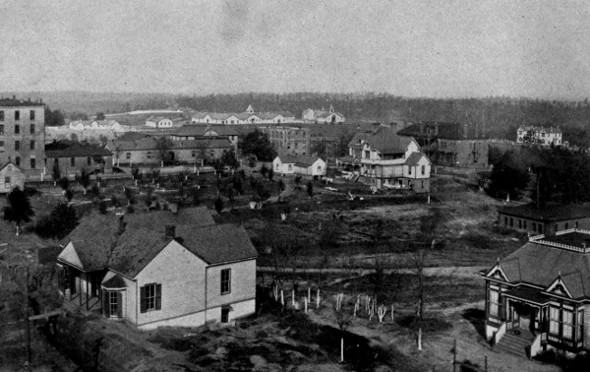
xmin=546 ymin=277 xmax=573 ymax=298
xmin=486 ymin=264 xmax=509 ymax=282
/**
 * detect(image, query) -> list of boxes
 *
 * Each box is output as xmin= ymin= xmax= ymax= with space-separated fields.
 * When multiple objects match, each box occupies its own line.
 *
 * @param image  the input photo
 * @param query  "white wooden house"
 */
xmin=0 ymin=162 xmax=25 ymax=193
xmin=273 ymin=155 xmax=326 ymax=177
xmin=56 ymin=208 xmax=257 ymax=329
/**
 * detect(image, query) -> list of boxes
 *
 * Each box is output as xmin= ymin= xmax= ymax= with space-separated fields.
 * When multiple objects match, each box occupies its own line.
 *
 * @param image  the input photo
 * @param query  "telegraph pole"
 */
xmin=25 ymin=251 xmax=32 ymax=371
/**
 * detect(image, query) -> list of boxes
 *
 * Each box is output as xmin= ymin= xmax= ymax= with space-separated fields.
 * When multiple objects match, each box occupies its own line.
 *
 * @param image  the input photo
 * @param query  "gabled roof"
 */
xmin=175 ymin=224 xmax=258 ymax=265
xmin=45 ymin=141 xmax=112 ymax=158
xmin=351 ymin=126 xmax=413 ymax=155
xmin=59 ymin=209 xmax=255 ymax=277
xmin=518 ymin=126 xmax=562 ymax=134
xmin=173 ymin=125 xmax=238 ymax=137
xmin=498 ymin=203 xmax=590 ymax=222
xmin=276 ymin=154 xmax=323 ymax=167
xmin=102 ymin=274 xmax=126 ymax=289
xmin=62 ymin=214 xmax=122 ymax=271
xmin=495 ymin=240 xmax=590 ymax=299
xmin=0 ymin=161 xmax=23 ymax=174
xmin=404 ymin=152 xmax=430 ymax=166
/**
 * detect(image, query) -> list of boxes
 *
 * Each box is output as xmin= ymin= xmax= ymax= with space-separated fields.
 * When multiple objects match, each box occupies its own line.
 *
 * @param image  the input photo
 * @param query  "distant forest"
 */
xmin=5 ymin=91 xmax=590 ymax=147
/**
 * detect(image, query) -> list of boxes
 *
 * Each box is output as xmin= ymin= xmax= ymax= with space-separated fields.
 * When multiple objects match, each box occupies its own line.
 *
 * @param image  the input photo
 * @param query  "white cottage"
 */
xmin=56 ymin=208 xmax=257 ymax=329
xmin=273 ymin=155 xmax=326 ymax=177
xmin=0 ymin=162 xmax=25 ymax=193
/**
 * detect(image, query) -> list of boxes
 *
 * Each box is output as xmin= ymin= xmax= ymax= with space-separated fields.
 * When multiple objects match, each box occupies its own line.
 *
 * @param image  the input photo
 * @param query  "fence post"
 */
xmin=453 ymin=339 xmax=457 ymax=372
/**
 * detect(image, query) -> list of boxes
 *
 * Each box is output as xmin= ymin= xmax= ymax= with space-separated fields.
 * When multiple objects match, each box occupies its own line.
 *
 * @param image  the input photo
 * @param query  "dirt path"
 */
xmin=258 ymin=265 xmax=488 ymax=279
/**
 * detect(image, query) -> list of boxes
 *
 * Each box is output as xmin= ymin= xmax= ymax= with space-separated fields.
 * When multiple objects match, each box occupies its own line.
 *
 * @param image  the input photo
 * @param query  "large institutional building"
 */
xmin=0 ymin=97 xmax=45 ymax=174
xmin=191 ymin=105 xmax=295 ymax=125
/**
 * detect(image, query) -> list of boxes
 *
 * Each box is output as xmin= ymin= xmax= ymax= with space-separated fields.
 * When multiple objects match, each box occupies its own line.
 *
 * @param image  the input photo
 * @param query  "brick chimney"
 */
xmin=165 ymin=224 xmax=176 ymax=239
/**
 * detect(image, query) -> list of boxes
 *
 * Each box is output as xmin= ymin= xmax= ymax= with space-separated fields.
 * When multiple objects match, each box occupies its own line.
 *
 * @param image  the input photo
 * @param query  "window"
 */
xmin=539 ymin=224 xmax=543 ymax=234
xmin=30 ymin=110 xmax=35 ymax=121
xmin=30 ymin=124 xmax=35 ymax=134
xmin=0 ymin=111 xmax=4 ymax=121
xmin=221 ymin=307 xmax=230 ymax=323
xmin=5 ymin=177 xmax=10 ymax=186
xmin=126 ymin=152 xmax=131 ymax=160
xmin=147 ymin=151 xmax=152 ymax=159
xmin=409 ymin=166 xmax=412 ymax=175
xmin=30 ymin=158 xmax=35 ymax=169
xmin=317 ymin=165 xmax=322 ymax=171
xmin=15 ymin=157 xmax=20 ymax=166
xmin=0 ymin=125 xmax=3 ymax=134
xmin=14 ymin=110 xmax=20 ymax=120
xmin=0 ymin=141 xmax=4 ymax=152
xmin=533 ymin=222 xmax=536 ymax=231
xmin=30 ymin=140 xmax=35 ymax=150
xmin=288 ymin=164 xmax=292 ymax=171
xmin=563 ymin=309 xmax=574 ymax=339
xmin=565 ymin=223 xmax=569 ymax=230
xmin=519 ymin=220 xmax=522 ymax=229
xmin=221 ymin=268 xmax=231 ymax=294
xmin=140 ymin=283 xmax=161 ymax=313
xmin=550 ymin=307 xmax=560 ymax=335
xmin=421 ymin=165 xmax=425 ymax=175
xmin=524 ymin=221 xmax=527 ymax=229
xmin=87 ymin=157 xmax=91 ymax=166
xmin=109 ymin=291 xmax=119 ymax=318
xmin=510 ymin=218 xmax=513 ymax=227
xmin=488 ymin=289 xmax=500 ymax=317
xmin=576 ymin=221 xmax=579 ymax=228
xmin=71 ymin=157 xmax=75 ymax=167
xmin=14 ymin=124 xmax=19 ymax=134
xmin=15 ymin=140 xmax=20 ymax=151
xmin=191 ymin=151 xmax=196 ymax=158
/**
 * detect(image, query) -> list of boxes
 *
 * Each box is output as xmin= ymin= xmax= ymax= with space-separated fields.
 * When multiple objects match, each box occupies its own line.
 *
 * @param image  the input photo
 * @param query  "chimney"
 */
xmin=165 ymin=224 xmax=176 ymax=239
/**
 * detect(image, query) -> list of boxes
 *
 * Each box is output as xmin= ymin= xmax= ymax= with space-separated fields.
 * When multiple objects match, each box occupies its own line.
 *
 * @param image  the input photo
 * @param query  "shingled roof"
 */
xmin=45 ymin=141 xmax=112 ymax=158
xmin=349 ymin=126 xmax=413 ymax=155
xmin=59 ymin=209 xmax=256 ymax=277
xmin=498 ymin=203 xmax=590 ymax=222
xmin=496 ymin=239 xmax=590 ymax=300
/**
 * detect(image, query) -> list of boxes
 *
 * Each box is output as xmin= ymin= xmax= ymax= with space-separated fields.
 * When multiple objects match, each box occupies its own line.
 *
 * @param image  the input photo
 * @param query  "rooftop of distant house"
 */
xmin=397 ymin=121 xmax=486 ymax=140
xmin=498 ymin=203 xmax=590 ymax=222
xmin=349 ymin=125 xmax=413 ymax=154
xmin=0 ymin=97 xmax=45 ymax=107
xmin=517 ymin=125 xmax=562 ymax=134
xmin=276 ymin=154 xmax=322 ymax=167
xmin=45 ymin=140 xmax=112 ymax=158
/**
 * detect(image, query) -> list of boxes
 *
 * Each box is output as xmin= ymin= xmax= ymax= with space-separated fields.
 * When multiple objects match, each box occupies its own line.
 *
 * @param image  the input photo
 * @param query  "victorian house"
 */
xmin=484 ymin=229 xmax=590 ymax=357
xmin=339 ymin=126 xmax=431 ymax=192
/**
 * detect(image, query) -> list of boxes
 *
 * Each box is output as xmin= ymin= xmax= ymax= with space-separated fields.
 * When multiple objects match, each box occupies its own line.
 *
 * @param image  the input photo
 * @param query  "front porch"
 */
xmin=58 ymin=264 xmax=105 ymax=314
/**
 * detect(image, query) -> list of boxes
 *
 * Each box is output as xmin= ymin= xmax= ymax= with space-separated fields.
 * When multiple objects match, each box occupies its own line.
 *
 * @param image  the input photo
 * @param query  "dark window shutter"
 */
xmin=102 ymin=290 xmax=109 ymax=317
xmin=140 ymin=286 xmax=147 ymax=313
xmin=156 ymin=284 xmax=162 ymax=310
xmin=116 ymin=292 xmax=123 ymax=318
xmin=57 ymin=266 xmax=64 ymax=292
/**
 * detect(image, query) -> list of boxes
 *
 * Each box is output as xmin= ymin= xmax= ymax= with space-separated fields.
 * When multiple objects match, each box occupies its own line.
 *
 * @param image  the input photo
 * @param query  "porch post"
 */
xmin=86 ymin=277 xmax=89 ymax=310
xmin=79 ymin=273 xmax=82 ymax=306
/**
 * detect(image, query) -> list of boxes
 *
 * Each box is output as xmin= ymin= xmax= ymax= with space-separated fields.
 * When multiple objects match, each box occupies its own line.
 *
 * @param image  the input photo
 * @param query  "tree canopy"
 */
xmin=240 ymin=129 xmax=276 ymax=162
xmin=35 ymin=203 xmax=79 ymax=240
xmin=3 ymin=187 xmax=34 ymax=234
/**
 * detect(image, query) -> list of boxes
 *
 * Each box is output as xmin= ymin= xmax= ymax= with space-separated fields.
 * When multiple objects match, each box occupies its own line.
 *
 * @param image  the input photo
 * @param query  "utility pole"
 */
xmin=25 ymin=254 xmax=31 ymax=371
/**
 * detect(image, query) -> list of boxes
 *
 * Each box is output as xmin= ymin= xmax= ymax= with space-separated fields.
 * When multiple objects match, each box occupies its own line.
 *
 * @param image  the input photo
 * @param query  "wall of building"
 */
xmin=136 ymin=240 xmax=208 ymax=328
xmin=206 ymin=259 xmax=256 ymax=310
xmin=437 ymin=139 xmax=489 ymax=168
xmin=498 ymin=213 xmax=590 ymax=235
xmin=204 ymin=298 xmax=256 ymax=324
xmin=46 ymin=155 xmax=113 ymax=176
xmin=268 ymin=127 xmax=310 ymax=157
xmin=0 ymin=104 xmax=45 ymax=172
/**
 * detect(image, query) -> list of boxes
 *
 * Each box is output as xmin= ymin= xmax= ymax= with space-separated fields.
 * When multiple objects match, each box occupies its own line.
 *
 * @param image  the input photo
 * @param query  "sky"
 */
xmin=1 ymin=0 xmax=590 ymax=99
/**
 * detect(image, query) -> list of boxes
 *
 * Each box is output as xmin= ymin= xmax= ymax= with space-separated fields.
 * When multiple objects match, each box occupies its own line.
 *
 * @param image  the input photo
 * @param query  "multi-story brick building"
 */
xmin=267 ymin=126 xmax=310 ymax=156
xmin=397 ymin=121 xmax=489 ymax=168
xmin=0 ymin=97 xmax=45 ymax=175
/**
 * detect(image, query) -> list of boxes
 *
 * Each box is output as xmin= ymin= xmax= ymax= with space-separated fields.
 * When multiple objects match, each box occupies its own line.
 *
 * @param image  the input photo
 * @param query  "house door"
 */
xmin=508 ymin=301 xmax=519 ymax=329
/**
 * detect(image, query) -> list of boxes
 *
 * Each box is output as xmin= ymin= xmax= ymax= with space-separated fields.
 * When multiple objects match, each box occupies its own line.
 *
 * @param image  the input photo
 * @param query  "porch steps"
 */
xmin=495 ymin=332 xmax=530 ymax=357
